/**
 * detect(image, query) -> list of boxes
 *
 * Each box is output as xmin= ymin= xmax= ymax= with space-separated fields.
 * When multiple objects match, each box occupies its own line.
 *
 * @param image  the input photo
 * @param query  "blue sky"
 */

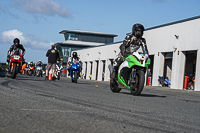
xmin=0 ymin=0 xmax=199 ymax=63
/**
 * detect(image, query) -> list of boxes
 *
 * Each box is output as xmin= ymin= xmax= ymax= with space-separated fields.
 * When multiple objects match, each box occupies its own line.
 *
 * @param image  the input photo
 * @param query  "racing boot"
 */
xmin=52 ymin=76 xmax=56 ymax=81
xmin=44 ymin=76 xmax=48 ymax=80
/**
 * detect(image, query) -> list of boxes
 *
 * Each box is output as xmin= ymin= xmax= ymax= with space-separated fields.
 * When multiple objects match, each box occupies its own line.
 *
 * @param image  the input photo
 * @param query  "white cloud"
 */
xmin=0 ymin=29 xmax=29 ymax=44
xmin=0 ymin=29 xmax=53 ymax=50
xmin=12 ymin=0 xmax=72 ymax=18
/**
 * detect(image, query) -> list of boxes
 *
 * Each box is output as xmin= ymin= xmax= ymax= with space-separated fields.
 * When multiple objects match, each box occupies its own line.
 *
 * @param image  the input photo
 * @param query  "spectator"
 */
xmin=45 ymin=45 xmax=60 ymax=80
xmin=147 ymin=68 xmax=152 ymax=85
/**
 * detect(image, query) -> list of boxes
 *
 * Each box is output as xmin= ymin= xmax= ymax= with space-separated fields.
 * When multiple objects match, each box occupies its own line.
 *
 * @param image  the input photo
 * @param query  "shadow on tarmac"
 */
xmin=120 ymin=92 xmax=166 ymax=98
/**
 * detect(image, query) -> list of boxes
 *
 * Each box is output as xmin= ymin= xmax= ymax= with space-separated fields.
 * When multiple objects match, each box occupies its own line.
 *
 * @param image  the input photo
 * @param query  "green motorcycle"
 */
xmin=109 ymin=51 xmax=150 ymax=96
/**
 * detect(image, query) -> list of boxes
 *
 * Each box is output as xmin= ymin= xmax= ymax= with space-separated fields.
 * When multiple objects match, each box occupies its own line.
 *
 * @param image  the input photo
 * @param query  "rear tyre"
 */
xmin=130 ymin=70 xmax=145 ymax=96
xmin=110 ymin=72 xmax=121 ymax=92
xmin=11 ymin=65 xmax=17 ymax=79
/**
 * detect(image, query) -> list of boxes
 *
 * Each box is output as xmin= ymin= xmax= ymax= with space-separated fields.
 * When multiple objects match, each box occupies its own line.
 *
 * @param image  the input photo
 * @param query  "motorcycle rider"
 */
xmin=112 ymin=23 xmax=149 ymax=78
xmin=28 ymin=61 xmax=35 ymax=70
xmin=36 ymin=60 xmax=43 ymax=67
xmin=35 ymin=60 xmax=43 ymax=76
xmin=7 ymin=38 xmax=25 ymax=64
xmin=55 ymin=60 xmax=63 ymax=77
xmin=67 ymin=52 xmax=80 ymax=76
xmin=28 ymin=61 xmax=34 ymax=67
xmin=56 ymin=60 xmax=63 ymax=69
xmin=27 ymin=61 xmax=34 ymax=75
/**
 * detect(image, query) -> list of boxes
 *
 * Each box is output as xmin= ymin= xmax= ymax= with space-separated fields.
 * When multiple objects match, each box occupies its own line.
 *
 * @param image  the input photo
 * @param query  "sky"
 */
xmin=0 ymin=0 xmax=200 ymax=63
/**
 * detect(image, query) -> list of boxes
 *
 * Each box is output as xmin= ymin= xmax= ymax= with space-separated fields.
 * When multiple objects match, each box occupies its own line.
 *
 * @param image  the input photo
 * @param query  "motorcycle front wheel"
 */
xmin=57 ymin=72 xmax=60 ymax=80
xmin=11 ymin=64 xmax=17 ymax=79
xmin=36 ymin=71 xmax=40 ymax=77
xmin=130 ymin=70 xmax=145 ymax=96
xmin=74 ymin=72 xmax=77 ymax=83
xmin=29 ymin=71 xmax=32 ymax=76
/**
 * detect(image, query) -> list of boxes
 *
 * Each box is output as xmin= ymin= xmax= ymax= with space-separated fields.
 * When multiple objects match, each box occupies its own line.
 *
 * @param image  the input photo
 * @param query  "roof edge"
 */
xmin=59 ymin=30 xmax=118 ymax=37
xmin=146 ymin=15 xmax=200 ymax=31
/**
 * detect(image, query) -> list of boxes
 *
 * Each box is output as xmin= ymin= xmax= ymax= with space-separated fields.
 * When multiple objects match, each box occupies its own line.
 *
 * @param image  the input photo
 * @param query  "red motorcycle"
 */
xmin=9 ymin=49 xmax=22 ymax=79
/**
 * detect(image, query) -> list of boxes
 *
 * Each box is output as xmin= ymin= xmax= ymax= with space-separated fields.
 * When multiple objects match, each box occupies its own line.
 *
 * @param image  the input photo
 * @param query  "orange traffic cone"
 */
xmin=48 ymin=69 xmax=52 ymax=80
xmin=48 ymin=73 xmax=52 ymax=80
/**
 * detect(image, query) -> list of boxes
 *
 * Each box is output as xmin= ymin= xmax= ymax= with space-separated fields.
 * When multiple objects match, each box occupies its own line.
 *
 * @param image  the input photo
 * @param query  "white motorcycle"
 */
xmin=54 ymin=64 xmax=63 ymax=80
xmin=35 ymin=66 xmax=43 ymax=77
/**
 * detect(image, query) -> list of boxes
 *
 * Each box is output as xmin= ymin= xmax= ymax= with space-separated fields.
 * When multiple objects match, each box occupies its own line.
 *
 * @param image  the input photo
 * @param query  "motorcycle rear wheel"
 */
xmin=110 ymin=72 xmax=121 ymax=92
xmin=130 ymin=70 xmax=145 ymax=96
xmin=110 ymin=80 xmax=121 ymax=92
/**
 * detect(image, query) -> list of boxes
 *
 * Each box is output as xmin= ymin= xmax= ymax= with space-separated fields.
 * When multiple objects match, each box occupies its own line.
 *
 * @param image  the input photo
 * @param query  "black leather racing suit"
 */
xmin=7 ymin=44 xmax=25 ymax=63
xmin=113 ymin=33 xmax=149 ymax=74
xmin=36 ymin=62 xmax=43 ymax=67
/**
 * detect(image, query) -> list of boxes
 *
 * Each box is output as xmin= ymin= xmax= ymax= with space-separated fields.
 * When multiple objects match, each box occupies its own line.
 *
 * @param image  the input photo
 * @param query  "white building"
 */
xmin=73 ymin=16 xmax=200 ymax=91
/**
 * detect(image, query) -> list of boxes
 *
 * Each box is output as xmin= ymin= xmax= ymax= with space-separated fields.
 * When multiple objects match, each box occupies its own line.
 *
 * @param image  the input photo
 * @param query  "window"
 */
xmin=65 ymin=33 xmax=79 ymax=40
xmin=62 ymin=47 xmax=71 ymax=57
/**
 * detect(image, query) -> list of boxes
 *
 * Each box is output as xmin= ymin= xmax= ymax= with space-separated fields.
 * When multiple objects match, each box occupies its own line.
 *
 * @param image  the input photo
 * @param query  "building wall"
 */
xmin=74 ymin=17 xmax=200 ymax=91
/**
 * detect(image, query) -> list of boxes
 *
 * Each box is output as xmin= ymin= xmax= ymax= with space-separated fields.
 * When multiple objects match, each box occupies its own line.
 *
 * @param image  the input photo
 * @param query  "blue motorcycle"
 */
xmin=70 ymin=60 xmax=81 ymax=83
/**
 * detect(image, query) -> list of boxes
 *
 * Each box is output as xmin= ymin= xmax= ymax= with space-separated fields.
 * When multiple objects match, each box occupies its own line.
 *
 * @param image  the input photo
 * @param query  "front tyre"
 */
xmin=28 ymin=70 xmax=32 ymax=76
xmin=57 ymin=72 xmax=60 ymax=80
xmin=11 ymin=65 xmax=17 ymax=79
xmin=130 ymin=70 xmax=145 ymax=96
xmin=37 ymin=71 xmax=40 ymax=77
xmin=74 ymin=72 xmax=77 ymax=83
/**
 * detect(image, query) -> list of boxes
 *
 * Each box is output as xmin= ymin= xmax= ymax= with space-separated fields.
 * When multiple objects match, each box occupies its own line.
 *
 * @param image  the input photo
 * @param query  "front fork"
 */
xmin=10 ymin=63 xmax=19 ymax=73
xmin=131 ymin=68 xmax=136 ymax=84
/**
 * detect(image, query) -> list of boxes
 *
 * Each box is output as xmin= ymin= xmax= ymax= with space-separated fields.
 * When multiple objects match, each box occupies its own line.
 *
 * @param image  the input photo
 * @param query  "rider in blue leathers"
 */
xmin=67 ymin=52 xmax=81 ymax=76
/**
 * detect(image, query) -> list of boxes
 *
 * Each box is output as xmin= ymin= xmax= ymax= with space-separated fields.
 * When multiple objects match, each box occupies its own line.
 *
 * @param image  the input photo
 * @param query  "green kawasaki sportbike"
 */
xmin=109 ymin=50 xmax=150 ymax=96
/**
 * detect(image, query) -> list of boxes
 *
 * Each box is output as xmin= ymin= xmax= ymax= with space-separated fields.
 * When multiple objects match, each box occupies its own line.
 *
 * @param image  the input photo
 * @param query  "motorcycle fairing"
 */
xmin=117 ymin=54 xmax=150 ymax=90
xmin=145 ymin=58 xmax=151 ymax=67
xmin=126 ymin=55 xmax=143 ymax=68
xmin=70 ymin=62 xmax=81 ymax=80
xmin=118 ymin=61 xmax=131 ymax=90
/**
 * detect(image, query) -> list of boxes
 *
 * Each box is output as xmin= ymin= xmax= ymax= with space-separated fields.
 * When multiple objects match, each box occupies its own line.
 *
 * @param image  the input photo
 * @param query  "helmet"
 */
xmin=72 ymin=52 xmax=77 ymax=58
xmin=132 ymin=24 xmax=145 ymax=38
xmin=13 ymin=38 xmax=20 ymax=44
xmin=30 ymin=61 xmax=33 ymax=64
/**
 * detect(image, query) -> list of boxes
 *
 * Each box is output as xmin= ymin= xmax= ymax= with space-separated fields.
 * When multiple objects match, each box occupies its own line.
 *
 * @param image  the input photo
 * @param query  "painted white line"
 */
xmin=20 ymin=109 xmax=82 ymax=113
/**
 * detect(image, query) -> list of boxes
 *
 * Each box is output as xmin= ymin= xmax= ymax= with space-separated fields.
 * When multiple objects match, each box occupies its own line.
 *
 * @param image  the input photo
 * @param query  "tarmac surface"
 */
xmin=0 ymin=74 xmax=200 ymax=133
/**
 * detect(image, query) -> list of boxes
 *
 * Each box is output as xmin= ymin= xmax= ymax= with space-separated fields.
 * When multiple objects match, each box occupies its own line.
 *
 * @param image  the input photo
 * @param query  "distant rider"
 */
xmin=28 ymin=61 xmax=34 ymax=68
xmin=67 ymin=52 xmax=80 ymax=76
xmin=112 ymin=24 xmax=149 ymax=78
xmin=56 ymin=60 xmax=63 ymax=68
xmin=36 ymin=60 xmax=43 ymax=68
xmin=7 ymin=38 xmax=25 ymax=64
